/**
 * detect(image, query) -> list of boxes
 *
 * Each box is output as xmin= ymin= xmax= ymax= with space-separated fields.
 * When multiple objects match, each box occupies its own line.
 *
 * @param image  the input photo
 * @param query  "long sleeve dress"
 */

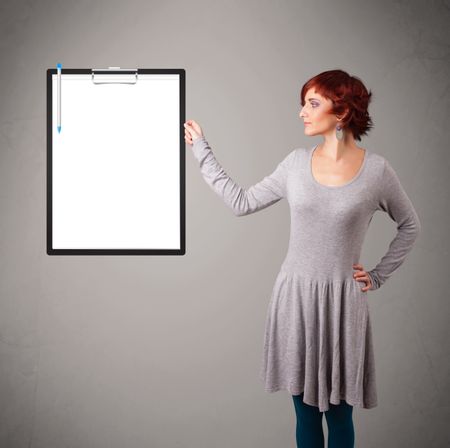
xmin=191 ymin=135 xmax=421 ymax=412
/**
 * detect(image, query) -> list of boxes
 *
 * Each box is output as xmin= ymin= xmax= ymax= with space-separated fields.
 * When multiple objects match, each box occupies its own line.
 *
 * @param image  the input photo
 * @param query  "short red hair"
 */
xmin=300 ymin=69 xmax=374 ymax=141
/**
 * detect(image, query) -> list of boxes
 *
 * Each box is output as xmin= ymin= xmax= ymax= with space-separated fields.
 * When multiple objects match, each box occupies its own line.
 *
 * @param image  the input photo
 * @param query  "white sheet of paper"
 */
xmin=51 ymin=73 xmax=181 ymax=249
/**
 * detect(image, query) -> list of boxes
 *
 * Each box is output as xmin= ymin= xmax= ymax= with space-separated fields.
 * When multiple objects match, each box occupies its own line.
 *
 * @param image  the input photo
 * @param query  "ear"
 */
xmin=336 ymin=107 xmax=350 ymax=123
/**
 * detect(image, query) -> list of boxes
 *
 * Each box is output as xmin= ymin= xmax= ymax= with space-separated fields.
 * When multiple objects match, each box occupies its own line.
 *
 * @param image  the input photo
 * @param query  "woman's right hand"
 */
xmin=184 ymin=120 xmax=204 ymax=145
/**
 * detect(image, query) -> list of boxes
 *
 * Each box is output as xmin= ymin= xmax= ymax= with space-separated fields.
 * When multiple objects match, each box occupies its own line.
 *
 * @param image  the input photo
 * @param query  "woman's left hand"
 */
xmin=352 ymin=263 xmax=372 ymax=292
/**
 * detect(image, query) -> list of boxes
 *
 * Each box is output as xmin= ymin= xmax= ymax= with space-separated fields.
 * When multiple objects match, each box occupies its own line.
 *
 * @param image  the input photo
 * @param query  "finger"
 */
xmin=352 ymin=263 xmax=363 ymax=270
xmin=362 ymin=279 xmax=371 ymax=292
xmin=354 ymin=274 xmax=371 ymax=291
xmin=186 ymin=120 xmax=202 ymax=136
xmin=354 ymin=275 xmax=366 ymax=282
xmin=184 ymin=123 xmax=198 ymax=138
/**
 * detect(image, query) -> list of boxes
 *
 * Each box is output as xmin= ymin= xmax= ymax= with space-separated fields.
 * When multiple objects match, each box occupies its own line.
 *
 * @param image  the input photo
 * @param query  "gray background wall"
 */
xmin=0 ymin=0 xmax=448 ymax=447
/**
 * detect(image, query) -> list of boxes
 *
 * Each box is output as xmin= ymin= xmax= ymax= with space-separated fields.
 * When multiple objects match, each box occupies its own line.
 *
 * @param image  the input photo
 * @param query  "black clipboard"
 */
xmin=46 ymin=67 xmax=186 ymax=255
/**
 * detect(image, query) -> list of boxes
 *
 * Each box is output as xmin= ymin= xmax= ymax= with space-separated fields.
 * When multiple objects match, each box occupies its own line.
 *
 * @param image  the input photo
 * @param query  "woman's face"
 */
xmin=299 ymin=89 xmax=339 ymax=136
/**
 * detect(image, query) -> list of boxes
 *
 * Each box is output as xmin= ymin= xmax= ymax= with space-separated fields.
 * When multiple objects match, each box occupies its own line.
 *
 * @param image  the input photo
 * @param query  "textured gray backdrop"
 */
xmin=0 ymin=0 xmax=448 ymax=447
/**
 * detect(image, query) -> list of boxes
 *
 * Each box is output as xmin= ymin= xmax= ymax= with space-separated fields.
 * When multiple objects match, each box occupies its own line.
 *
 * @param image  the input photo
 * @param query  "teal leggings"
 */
xmin=292 ymin=393 xmax=354 ymax=448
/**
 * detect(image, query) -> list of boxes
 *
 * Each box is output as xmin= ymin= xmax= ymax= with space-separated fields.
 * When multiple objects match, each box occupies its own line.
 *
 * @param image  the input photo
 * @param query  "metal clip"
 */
xmin=91 ymin=67 xmax=138 ymax=84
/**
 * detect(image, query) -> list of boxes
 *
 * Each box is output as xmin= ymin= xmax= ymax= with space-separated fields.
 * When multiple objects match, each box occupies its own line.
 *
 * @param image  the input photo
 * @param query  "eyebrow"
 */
xmin=305 ymin=97 xmax=320 ymax=101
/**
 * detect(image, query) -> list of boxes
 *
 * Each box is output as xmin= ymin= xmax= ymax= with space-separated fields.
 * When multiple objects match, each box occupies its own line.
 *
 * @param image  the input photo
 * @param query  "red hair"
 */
xmin=300 ymin=69 xmax=374 ymax=141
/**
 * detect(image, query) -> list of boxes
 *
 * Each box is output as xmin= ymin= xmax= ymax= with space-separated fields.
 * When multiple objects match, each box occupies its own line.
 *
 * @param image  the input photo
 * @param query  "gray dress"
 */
xmin=191 ymin=135 xmax=421 ymax=412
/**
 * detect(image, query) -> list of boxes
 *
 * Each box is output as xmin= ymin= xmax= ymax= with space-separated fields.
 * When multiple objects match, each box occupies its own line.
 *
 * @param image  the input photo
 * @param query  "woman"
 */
xmin=183 ymin=69 xmax=421 ymax=448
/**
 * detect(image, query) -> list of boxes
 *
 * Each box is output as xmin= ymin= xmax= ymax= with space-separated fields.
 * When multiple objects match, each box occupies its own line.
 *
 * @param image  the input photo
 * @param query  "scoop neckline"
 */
xmin=309 ymin=144 xmax=369 ymax=189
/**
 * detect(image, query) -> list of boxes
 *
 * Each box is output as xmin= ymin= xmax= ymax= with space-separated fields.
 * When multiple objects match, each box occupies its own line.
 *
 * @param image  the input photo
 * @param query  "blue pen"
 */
xmin=57 ymin=63 xmax=62 ymax=133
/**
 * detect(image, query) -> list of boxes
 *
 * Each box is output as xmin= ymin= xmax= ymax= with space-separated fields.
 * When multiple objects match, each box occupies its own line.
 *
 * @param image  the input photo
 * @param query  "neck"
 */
xmin=318 ymin=129 xmax=360 ymax=161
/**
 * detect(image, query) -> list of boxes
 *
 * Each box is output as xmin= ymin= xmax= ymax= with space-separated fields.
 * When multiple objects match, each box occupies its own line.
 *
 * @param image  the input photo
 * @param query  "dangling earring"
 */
xmin=336 ymin=122 xmax=344 ymax=141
